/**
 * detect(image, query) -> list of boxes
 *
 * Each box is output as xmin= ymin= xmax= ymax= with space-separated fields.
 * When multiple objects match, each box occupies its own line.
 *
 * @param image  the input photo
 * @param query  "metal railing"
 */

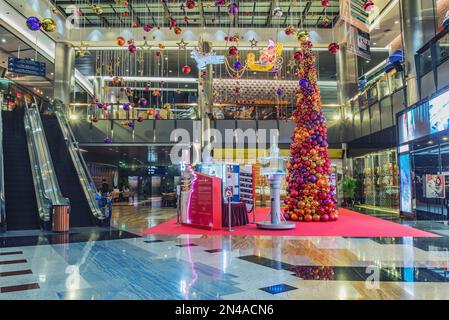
xmin=24 ymin=97 xmax=69 ymax=226
xmin=54 ymin=100 xmax=107 ymax=223
xmin=0 ymin=94 xmax=5 ymax=232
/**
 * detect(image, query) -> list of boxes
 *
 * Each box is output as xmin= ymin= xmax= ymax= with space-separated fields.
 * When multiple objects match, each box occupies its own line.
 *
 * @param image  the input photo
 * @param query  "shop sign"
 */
xmin=8 ymin=57 xmax=46 ymax=77
xmin=347 ymin=24 xmax=371 ymax=60
xmin=340 ymin=0 xmax=370 ymax=33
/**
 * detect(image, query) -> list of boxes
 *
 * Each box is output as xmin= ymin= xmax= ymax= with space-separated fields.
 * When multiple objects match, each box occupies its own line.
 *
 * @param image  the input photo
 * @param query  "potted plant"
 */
xmin=339 ymin=177 xmax=357 ymax=207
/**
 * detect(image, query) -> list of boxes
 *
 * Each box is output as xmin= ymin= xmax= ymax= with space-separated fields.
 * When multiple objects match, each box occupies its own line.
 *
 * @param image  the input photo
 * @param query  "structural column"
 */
xmin=197 ymin=41 xmax=214 ymax=154
xmin=53 ymin=42 xmax=75 ymax=106
xmin=400 ymin=0 xmax=435 ymax=106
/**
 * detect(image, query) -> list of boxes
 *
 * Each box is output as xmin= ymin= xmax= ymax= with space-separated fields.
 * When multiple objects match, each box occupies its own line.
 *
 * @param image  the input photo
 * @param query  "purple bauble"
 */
xmin=104 ymin=136 xmax=112 ymax=144
xmin=139 ymin=98 xmax=147 ymax=107
xmin=128 ymin=44 xmax=137 ymax=53
xmin=229 ymin=3 xmax=239 ymax=15
xmin=276 ymin=88 xmax=283 ymax=96
xmin=300 ymin=78 xmax=309 ymax=89
xmin=128 ymin=121 xmax=134 ymax=128
xmin=143 ymin=24 xmax=153 ymax=32
xmin=26 ymin=16 xmax=42 ymax=31
xmin=234 ymin=61 xmax=242 ymax=70
xmin=123 ymin=104 xmax=130 ymax=111
xmin=97 ymin=103 xmax=103 ymax=109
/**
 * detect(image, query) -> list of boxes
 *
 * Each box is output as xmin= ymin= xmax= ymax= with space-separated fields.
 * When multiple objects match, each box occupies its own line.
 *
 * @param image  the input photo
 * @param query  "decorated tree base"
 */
xmin=283 ymin=35 xmax=338 ymax=223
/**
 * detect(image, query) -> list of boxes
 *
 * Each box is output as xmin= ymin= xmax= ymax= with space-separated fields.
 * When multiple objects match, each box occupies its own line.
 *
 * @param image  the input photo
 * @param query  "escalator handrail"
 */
xmin=53 ymin=102 xmax=105 ymax=221
xmin=0 ymin=94 xmax=6 ymax=231
xmin=25 ymin=98 xmax=69 ymax=220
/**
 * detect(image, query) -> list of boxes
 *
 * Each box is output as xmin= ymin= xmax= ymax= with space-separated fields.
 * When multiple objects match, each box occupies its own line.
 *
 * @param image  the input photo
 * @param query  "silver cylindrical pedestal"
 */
xmin=257 ymin=174 xmax=296 ymax=230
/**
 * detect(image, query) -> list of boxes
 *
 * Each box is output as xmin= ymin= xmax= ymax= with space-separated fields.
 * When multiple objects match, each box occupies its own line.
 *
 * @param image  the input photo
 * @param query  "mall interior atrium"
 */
xmin=1 ymin=0 xmax=449 ymax=303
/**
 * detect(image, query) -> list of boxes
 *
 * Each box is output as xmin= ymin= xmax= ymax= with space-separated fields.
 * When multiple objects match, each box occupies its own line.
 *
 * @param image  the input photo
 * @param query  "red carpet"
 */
xmin=143 ymin=208 xmax=439 ymax=238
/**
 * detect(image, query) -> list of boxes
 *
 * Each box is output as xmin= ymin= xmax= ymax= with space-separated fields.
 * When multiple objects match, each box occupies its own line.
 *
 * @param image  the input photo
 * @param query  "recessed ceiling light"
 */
xmin=395 ymin=21 xmax=399 ymax=24
xmin=373 ymin=42 xmax=377 ymax=45
xmin=1 ymin=39 xmax=6 ymax=43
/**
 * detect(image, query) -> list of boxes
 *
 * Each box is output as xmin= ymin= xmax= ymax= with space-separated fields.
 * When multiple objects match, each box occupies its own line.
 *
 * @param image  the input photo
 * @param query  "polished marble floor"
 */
xmin=1 ymin=205 xmax=449 ymax=300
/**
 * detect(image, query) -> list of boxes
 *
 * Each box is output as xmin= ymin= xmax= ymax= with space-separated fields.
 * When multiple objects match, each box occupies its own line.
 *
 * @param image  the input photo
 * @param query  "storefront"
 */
xmin=350 ymin=148 xmax=399 ymax=212
xmin=397 ymin=88 xmax=449 ymax=220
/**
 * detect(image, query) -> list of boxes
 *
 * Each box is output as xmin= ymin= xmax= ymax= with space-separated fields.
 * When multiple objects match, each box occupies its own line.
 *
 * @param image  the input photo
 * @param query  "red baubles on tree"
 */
xmin=186 ymin=0 xmax=195 ymax=9
xmin=328 ymin=42 xmax=340 ymax=54
xmin=284 ymin=35 xmax=338 ymax=223
xmin=228 ymin=46 xmax=239 ymax=56
xmin=363 ymin=0 xmax=375 ymax=12
xmin=294 ymin=51 xmax=303 ymax=61
xmin=182 ymin=65 xmax=191 ymax=74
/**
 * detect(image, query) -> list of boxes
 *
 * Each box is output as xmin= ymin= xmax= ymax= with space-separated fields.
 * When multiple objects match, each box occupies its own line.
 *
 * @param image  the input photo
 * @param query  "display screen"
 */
xmin=429 ymin=90 xmax=449 ymax=134
xmin=399 ymin=154 xmax=412 ymax=213
xmin=398 ymin=100 xmax=430 ymax=144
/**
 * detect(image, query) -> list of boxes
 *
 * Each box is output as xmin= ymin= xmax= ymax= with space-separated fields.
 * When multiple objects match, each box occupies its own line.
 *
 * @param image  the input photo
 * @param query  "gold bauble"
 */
xmin=41 ymin=18 xmax=56 ymax=32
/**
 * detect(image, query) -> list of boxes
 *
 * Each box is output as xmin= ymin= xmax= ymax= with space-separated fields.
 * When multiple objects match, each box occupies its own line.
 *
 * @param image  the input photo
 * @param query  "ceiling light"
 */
xmin=394 ymin=21 xmax=399 ymax=24
xmin=1 ymin=39 xmax=6 ymax=43
xmin=333 ymin=114 xmax=341 ymax=121
xmin=443 ymin=137 xmax=448 ymax=141
xmin=69 ymin=114 xmax=78 ymax=121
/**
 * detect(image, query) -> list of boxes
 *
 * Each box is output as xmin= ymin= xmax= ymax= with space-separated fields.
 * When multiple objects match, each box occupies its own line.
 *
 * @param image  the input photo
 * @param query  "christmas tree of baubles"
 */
xmin=284 ymin=34 xmax=338 ymax=223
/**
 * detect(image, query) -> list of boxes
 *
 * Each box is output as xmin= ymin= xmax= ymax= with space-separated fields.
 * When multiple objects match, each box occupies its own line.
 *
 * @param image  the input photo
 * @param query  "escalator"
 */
xmin=41 ymin=114 xmax=94 ymax=227
xmin=1 ymin=109 xmax=40 ymax=230
xmin=41 ymin=101 xmax=109 ymax=228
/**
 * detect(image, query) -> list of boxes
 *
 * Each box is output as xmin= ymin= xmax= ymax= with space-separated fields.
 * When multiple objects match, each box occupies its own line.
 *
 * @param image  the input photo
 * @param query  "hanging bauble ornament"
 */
xmin=245 ymin=12 xmax=251 ymax=17
xmin=147 ymin=108 xmax=154 ymax=116
xmin=322 ymin=16 xmax=330 ymax=27
xmin=132 ymin=21 xmax=139 ymax=28
xmin=111 ymin=76 xmax=121 ymax=86
xmin=145 ymin=87 xmax=151 ymax=93
xmin=41 ymin=18 xmax=57 ymax=32
xmin=137 ymin=116 xmax=144 ymax=122
xmin=155 ymin=113 xmax=161 ymax=120
xmin=184 ymin=16 xmax=189 ymax=23
xmin=156 ymin=51 xmax=161 ymax=57
xmin=234 ymin=87 xmax=240 ymax=93
xmin=294 ymin=51 xmax=303 ymax=61
xmin=123 ymin=103 xmax=130 ymax=111
xmin=128 ymin=44 xmax=137 ymax=53
xmin=139 ymin=98 xmax=148 ymax=107
xmin=363 ymin=0 xmax=375 ymax=12
xmin=52 ymin=7 xmax=59 ymax=14
xmin=143 ymin=24 xmax=153 ymax=32
xmin=153 ymin=90 xmax=161 ymax=97
xmin=321 ymin=0 xmax=330 ymax=8
xmin=158 ymin=43 xmax=166 ymax=49
xmin=186 ymin=0 xmax=195 ymax=9
xmin=174 ymin=26 xmax=182 ymax=35
xmin=182 ymin=65 xmax=191 ymax=74
xmin=215 ymin=0 xmax=226 ymax=6
xmin=233 ymin=61 xmax=242 ymax=70
xmin=273 ymin=7 xmax=283 ymax=17
xmin=128 ymin=121 xmax=134 ymax=128
xmin=285 ymin=25 xmax=295 ymax=36
xmin=276 ymin=88 xmax=283 ymax=96
xmin=229 ymin=2 xmax=239 ymax=15
xmin=228 ymin=46 xmax=239 ymax=56
xmin=26 ymin=17 xmax=42 ymax=31
xmin=104 ymin=136 xmax=112 ymax=144
xmin=328 ymin=42 xmax=340 ymax=54
xmin=123 ymin=12 xmax=129 ymax=17
xmin=169 ymin=19 xmax=177 ymax=27
xmin=297 ymin=29 xmax=309 ymax=42
xmin=116 ymin=36 xmax=126 ymax=46
xmin=92 ymin=117 xmax=98 ymax=123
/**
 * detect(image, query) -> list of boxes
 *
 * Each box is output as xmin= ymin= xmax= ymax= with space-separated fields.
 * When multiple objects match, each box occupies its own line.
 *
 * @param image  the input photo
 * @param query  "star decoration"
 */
xmin=177 ymin=39 xmax=189 ymax=50
xmin=288 ymin=59 xmax=297 ymax=70
xmin=249 ymin=38 xmax=258 ymax=48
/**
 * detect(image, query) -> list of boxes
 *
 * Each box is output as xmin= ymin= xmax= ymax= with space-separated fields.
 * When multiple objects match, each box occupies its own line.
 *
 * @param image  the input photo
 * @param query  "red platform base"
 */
xmin=142 ymin=208 xmax=439 ymax=238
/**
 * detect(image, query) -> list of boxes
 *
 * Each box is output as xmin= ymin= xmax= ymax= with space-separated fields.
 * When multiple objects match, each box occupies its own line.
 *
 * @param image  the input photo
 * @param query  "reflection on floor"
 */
xmin=1 ymin=205 xmax=449 ymax=300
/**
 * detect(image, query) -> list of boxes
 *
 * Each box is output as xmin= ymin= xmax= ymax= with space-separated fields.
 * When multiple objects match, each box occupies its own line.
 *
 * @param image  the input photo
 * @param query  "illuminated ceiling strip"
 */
xmin=90 ymin=76 xmax=199 ymax=83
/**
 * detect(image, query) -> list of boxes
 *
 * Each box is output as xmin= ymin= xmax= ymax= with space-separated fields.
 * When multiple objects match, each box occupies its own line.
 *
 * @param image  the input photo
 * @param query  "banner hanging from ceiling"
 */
xmin=340 ymin=0 xmax=370 ymax=33
xmin=347 ymin=24 xmax=371 ymax=60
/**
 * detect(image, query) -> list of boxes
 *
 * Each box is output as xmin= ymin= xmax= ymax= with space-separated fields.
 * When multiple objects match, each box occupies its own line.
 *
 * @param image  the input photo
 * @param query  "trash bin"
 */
xmin=52 ymin=205 xmax=70 ymax=232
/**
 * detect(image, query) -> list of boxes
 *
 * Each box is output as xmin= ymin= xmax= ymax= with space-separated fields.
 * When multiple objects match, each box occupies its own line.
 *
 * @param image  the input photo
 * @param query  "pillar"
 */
xmin=53 ymin=42 xmax=75 ymax=106
xmin=400 ymin=0 xmax=436 ymax=106
xmin=198 ymin=41 xmax=214 ymax=152
xmin=336 ymin=42 xmax=358 ymax=106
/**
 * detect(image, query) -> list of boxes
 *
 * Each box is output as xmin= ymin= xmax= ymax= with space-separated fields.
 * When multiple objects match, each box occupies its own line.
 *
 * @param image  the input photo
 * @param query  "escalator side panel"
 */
xmin=41 ymin=115 xmax=94 ymax=227
xmin=2 ymin=111 xmax=40 ymax=230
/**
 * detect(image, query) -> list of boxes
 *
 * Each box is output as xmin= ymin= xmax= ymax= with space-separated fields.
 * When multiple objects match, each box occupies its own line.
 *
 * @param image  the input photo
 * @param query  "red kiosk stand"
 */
xmin=182 ymin=171 xmax=222 ymax=230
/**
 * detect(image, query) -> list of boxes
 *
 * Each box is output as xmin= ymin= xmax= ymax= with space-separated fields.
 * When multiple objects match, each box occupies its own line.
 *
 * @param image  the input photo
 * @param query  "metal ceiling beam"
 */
xmin=198 ymin=0 xmax=206 ymax=27
xmin=251 ymin=1 xmax=256 ymax=26
xmin=298 ymin=1 xmax=312 ymax=28
xmin=266 ymin=0 xmax=276 ymax=27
